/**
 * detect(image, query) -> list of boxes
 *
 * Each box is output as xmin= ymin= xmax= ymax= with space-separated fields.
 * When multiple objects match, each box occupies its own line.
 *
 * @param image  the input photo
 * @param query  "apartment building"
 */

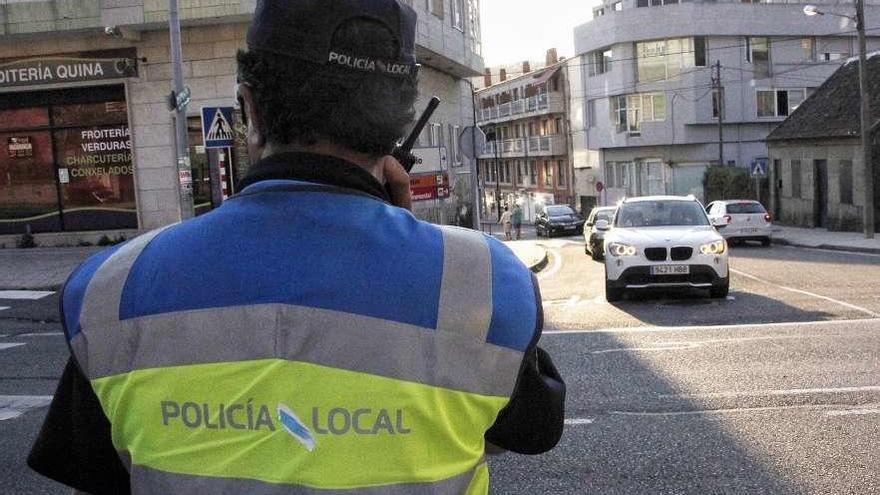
xmin=569 ymin=0 xmax=880 ymax=207
xmin=0 ymin=0 xmax=483 ymax=243
xmin=475 ymin=49 xmax=577 ymax=222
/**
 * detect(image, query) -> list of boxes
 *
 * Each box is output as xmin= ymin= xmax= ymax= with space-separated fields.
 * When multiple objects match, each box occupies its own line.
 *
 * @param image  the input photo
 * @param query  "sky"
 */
xmin=479 ymin=0 xmax=601 ymax=67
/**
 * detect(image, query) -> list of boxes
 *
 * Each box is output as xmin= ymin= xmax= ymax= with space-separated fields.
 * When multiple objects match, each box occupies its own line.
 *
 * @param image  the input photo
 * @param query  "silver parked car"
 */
xmin=706 ymin=200 xmax=773 ymax=246
xmin=583 ymin=206 xmax=617 ymax=261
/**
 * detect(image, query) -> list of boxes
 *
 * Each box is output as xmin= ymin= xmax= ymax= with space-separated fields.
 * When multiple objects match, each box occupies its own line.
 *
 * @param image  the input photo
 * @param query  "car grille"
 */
xmin=644 ymin=247 xmax=668 ymax=262
xmin=623 ymin=273 xmax=714 ymax=285
xmin=670 ymin=247 xmax=693 ymax=261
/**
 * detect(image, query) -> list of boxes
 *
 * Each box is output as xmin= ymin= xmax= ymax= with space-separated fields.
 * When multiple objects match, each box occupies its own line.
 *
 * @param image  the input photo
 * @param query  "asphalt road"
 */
xmin=1 ymin=240 xmax=879 ymax=494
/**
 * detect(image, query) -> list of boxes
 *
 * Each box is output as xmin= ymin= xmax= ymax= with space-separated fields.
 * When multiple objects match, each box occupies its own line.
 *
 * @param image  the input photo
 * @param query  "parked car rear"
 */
xmin=706 ymin=200 xmax=772 ymax=246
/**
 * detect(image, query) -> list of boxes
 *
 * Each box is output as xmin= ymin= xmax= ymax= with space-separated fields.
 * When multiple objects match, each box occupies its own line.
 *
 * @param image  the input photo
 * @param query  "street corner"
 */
xmin=506 ymin=242 xmax=550 ymax=273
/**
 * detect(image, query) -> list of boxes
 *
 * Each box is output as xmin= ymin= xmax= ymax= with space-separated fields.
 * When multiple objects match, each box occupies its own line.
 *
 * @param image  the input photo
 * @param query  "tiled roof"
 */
xmin=766 ymin=52 xmax=880 ymax=141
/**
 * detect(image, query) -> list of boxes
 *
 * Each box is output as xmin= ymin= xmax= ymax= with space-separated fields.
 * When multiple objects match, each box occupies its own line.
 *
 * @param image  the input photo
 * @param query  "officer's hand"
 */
xmin=379 ymin=155 xmax=412 ymax=211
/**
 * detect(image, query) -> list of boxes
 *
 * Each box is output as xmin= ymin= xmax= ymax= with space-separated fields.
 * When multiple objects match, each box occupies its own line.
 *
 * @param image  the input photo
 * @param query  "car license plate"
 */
xmin=650 ymin=265 xmax=689 ymax=275
xmin=741 ymin=228 xmax=759 ymax=233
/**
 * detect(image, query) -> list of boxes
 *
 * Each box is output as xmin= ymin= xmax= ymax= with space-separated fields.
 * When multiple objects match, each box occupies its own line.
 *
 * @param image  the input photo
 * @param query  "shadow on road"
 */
xmin=489 ymin=332 xmax=810 ymax=494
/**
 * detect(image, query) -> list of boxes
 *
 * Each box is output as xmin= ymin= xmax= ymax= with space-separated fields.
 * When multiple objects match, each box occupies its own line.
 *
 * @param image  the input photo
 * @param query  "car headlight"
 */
xmin=608 ymin=242 xmax=638 ymax=257
xmin=700 ymin=240 xmax=726 ymax=255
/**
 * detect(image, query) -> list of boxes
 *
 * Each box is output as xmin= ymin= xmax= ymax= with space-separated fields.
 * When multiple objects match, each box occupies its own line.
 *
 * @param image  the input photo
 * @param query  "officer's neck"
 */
xmin=261 ymin=141 xmax=384 ymax=183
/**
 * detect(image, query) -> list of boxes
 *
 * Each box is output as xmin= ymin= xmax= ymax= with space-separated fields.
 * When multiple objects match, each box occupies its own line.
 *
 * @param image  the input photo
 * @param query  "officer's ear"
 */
xmin=236 ymin=83 xmax=266 ymax=160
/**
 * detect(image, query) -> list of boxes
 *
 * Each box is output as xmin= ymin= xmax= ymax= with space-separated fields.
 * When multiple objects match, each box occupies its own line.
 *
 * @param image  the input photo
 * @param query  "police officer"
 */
xmin=29 ymin=1 xmax=565 ymax=493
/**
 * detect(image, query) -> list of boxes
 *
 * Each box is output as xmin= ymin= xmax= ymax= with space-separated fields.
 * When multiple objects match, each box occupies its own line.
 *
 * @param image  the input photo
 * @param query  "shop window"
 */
xmin=0 ymin=128 xmax=59 ymax=233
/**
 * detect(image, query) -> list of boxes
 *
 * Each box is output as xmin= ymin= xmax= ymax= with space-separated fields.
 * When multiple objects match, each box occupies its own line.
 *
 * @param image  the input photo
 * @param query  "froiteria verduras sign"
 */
xmin=0 ymin=57 xmax=138 ymax=89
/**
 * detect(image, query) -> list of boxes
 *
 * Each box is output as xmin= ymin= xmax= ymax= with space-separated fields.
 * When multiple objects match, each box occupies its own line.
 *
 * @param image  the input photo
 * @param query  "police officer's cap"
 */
xmin=247 ymin=0 xmax=419 ymax=78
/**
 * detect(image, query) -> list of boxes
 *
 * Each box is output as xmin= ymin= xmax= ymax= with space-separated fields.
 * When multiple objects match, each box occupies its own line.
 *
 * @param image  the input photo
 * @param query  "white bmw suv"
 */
xmin=602 ymin=196 xmax=729 ymax=302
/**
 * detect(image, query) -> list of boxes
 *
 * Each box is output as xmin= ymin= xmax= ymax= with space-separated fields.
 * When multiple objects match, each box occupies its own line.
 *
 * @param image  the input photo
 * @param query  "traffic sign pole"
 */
xmin=169 ymin=0 xmax=194 ymax=220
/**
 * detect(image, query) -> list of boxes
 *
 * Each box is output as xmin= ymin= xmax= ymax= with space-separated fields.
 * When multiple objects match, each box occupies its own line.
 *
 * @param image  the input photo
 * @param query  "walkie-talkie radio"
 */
xmin=392 ymin=96 xmax=441 ymax=173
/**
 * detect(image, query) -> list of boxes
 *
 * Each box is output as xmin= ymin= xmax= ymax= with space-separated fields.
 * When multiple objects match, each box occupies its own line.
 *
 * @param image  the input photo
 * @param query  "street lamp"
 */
xmin=804 ymin=2 xmax=874 ymax=238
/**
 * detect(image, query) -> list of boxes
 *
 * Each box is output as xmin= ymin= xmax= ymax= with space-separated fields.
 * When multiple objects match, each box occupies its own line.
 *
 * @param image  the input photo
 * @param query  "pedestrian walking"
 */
xmin=499 ymin=206 xmax=513 ymax=240
xmin=512 ymin=204 xmax=524 ymax=240
xmin=27 ymin=1 xmax=565 ymax=493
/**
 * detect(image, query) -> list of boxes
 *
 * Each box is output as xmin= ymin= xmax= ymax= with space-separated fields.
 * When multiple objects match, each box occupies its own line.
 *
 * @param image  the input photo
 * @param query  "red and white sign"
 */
xmin=410 ymin=172 xmax=450 ymax=202
xmin=596 ymin=181 xmax=605 ymax=193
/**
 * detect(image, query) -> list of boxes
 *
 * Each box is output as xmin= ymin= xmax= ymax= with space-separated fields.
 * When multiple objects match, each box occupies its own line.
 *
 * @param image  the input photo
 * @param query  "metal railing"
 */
xmin=481 ymin=134 xmax=562 ymax=158
xmin=480 ymin=93 xmax=551 ymax=122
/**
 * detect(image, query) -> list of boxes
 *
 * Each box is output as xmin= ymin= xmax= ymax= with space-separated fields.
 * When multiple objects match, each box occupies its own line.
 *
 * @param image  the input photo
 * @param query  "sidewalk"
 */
xmin=0 ymin=247 xmax=102 ymax=290
xmin=772 ymin=225 xmax=880 ymax=254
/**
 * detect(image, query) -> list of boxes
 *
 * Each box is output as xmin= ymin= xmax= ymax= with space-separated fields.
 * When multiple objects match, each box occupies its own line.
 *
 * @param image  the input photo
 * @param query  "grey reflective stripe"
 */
xmin=74 ymin=226 xmax=173 ymax=378
xmin=73 ymin=303 xmax=522 ymax=396
xmin=129 ymin=461 xmax=482 ymax=495
xmin=436 ymin=227 xmax=492 ymax=341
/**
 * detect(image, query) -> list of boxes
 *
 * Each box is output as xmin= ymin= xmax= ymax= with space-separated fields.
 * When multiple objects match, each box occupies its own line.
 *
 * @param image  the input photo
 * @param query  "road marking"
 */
xmin=16 ymin=332 xmax=64 ymax=337
xmin=660 ymin=385 xmax=880 ymax=400
xmin=0 ymin=290 xmax=54 ymax=300
xmin=0 ymin=395 xmax=53 ymax=421
xmin=543 ymin=317 xmax=880 ymax=335
xmin=610 ymin=404 xmax=838 ymax=418
xmin=824 ymin=408 xmax=880 ymax=417
xmin=592 ymin=344 xmax=698 ymax=354
xmin=564 ymin=418 xmax=595 ymax=425
xmin=0 ymin=306 xmax=9 ymax=311
xmin=731 ymin=268 xmax=880 ymax=317
xmin=537 ymin=248 xmax=563 ymax=281
xmin=0 ymin=343 xmax=25 ymax=351
xmin=780 ymin=245 xmax=880 ymax=259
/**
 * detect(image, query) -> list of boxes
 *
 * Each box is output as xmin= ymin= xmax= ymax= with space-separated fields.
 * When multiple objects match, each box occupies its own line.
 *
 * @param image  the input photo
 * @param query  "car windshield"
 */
xmin=546 ymin=206 xmax=575 ymax=217
xmin=726 ymin=202 xmax=766 ymax=214
xmin=615 ymin=201 xmax=709 ymax=227
xmin=595 ymin=210 xmax=614 ymax=223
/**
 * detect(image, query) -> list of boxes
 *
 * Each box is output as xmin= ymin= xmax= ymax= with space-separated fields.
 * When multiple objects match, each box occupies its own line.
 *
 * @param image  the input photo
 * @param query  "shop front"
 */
xmin=0 ymin=52 xmax=139 ymax=236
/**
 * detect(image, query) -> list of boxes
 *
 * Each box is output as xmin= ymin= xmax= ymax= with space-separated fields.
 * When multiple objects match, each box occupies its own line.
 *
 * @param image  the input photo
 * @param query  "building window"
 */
xmin=593 ymin=7 xmax=605 ymax=17
xmin=555 ymin=117 xmax=563 ymax=135
xmin=712 ymin=88 xmax=724 ymax=118
xmin=636 ymin=38 xmax=697 ymax=82
xmin=515 ymin=160 xmax=523 ymax=185
xmin=430 ymin=0 xmax=444 ymax=18
xmin=588 ymin=99 xmax=597 ymax=128
xmin=467 ymin=0 xmax=481 ymax=55
xmin=451 ymin=0 xmax=463 ymax=30
xmin=612 ymin=93 xmax=666 ymax=135
xmin=429 ymin=123 xmax=443 ymax=146
xmin=746 ymin=37 xmax=770 ymax=78
xmin=544 ymin=161 xmax=553 ymax=186
xmin=557 ymin=160 xmax=566 ymax=186
xmin=588 ymin=48 xmax=612 ymax=76
xmin=802 ymin=37 xmax=816 ymax=61
xmin=840 ymin=160 xmax=853 ymax=205
xmin=694 ymin=36 xmax=707 ymax=67
xmin=639 ymin=0 xmax=677 ymax=7
xmin=790 ymin=159 xmax=801 ymax=198
xmin=529 ymin=160 xmax=537 ymax=185
xmin=757 ymin=89 xmax=805 ymax=118
xmin=451 ymin=125 xmax=461 ymax=164
xmin=613 ymin=1 xmax=622 ymax=10
xmin=504 ymin=161 xmax=511 ymax=183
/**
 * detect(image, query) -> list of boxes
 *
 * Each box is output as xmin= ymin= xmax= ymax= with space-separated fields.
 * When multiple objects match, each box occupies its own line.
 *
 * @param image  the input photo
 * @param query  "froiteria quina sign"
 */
xmin=0 ymin=57 xmax=138 ymax=88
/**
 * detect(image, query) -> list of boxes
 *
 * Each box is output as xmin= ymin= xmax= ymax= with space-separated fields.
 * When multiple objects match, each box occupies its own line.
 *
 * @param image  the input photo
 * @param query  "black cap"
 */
xmin=247 ymin=0 xmax=419 ymax=78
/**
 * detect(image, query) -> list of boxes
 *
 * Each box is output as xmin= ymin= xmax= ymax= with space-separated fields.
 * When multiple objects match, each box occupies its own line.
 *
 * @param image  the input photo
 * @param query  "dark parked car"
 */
xmin=584 ymin=206 xmax=617 ymax=260
xmin=535 ymin=205 xmax=585 ymax=238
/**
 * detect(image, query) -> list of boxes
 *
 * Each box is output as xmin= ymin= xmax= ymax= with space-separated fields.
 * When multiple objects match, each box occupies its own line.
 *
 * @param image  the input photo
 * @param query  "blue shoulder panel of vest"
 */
xmin=62 ymin=244 xmax=125 ymax=341
xmin=485 ymin=237 xmax=539 ymax=352
xmin=118 ymin=183 xmax=445 ymax=330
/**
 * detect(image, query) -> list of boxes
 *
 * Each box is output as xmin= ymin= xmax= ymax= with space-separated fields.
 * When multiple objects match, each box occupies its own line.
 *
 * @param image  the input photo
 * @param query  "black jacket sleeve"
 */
xmin=28 ymin=358 xmax=131 ymax=494
xmin=484 ymin=273 xmax=566 ymax=454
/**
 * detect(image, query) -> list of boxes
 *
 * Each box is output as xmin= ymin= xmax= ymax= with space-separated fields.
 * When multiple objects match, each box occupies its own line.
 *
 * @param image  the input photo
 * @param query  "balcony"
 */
xmin=478 ymin=134 xmax=567 ymax=159
xmin=478 ymin=92 xmax=565 ymax=124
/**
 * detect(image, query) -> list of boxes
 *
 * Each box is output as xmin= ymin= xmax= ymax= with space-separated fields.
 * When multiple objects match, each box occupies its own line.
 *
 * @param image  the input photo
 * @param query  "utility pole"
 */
xmin=493 ymin=127 xmax=502 ymax=221
xmin=856 ymin=0 xmax=874 ymax=238
xmin=169 ymin=0 xmax=195 ymax=220
xmin=713 ymin=60 xmax=725 ymax=167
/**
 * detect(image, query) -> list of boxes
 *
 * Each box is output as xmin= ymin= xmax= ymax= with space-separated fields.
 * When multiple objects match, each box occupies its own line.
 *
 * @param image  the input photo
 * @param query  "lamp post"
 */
xmin=486 ymin=127 xmax=503 ymax=221
xmin=805 ymin=2 xmax=874 ymax=238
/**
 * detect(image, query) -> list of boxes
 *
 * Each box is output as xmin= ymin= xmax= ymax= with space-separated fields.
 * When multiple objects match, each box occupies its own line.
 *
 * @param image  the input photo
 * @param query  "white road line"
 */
xmin=0 ymin=395 xmax=53 ymax=421
xmin=16 ymin=332 xmax=64 ymax=337
xmin=0 ymin=290 xmax=54 ymax=300
xmin=824 ymin=408 xmax=880 ymax=417
xmin=0 ymin=343 xmax=25 ymax=351
xmin=591 ymin=344 xmax=698 ymax=354
xmin=0 ymin=306 xmax=9 ymax=311
xmin=781 ymin=245 xmax=880 ymax=259
xmin=564 ymin=418 xmax=595 ymax=425
xmin=542 ymin=317 xmax=880 ymax=335
xmin=537 ymin=248 xmax=563 ymax=281
xmin=610 ymin=404 xmax=838 ymax=418
xmin=731 ymin=268 xmax=880 ymax=317
xmin=660 ymin=385 xmax=880 ymax=400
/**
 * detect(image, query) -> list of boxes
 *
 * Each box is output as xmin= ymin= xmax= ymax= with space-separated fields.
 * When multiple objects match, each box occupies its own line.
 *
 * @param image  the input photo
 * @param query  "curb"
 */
xmin=772 ymin=237 xmax=880 ymax=255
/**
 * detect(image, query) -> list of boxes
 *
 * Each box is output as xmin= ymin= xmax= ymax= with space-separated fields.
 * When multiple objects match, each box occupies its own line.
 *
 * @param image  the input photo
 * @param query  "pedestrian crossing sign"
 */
xmin=750 ymin=159 xmax=767 ymax=177
xmin=201 ymin=106 xmax=235 ymax=148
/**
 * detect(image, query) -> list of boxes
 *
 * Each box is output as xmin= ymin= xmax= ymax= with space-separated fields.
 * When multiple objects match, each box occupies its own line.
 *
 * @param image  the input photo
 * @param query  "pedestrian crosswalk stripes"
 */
xmin=0 ymin=395 xmax=53 ymax=421
xmin=0 ymin=290 xmax=54 ymax=300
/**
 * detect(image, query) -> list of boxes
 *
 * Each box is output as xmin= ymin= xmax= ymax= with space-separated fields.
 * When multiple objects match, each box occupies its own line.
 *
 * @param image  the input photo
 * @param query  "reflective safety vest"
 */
xmin=63 ymin=180 xmax=540 ymax=494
